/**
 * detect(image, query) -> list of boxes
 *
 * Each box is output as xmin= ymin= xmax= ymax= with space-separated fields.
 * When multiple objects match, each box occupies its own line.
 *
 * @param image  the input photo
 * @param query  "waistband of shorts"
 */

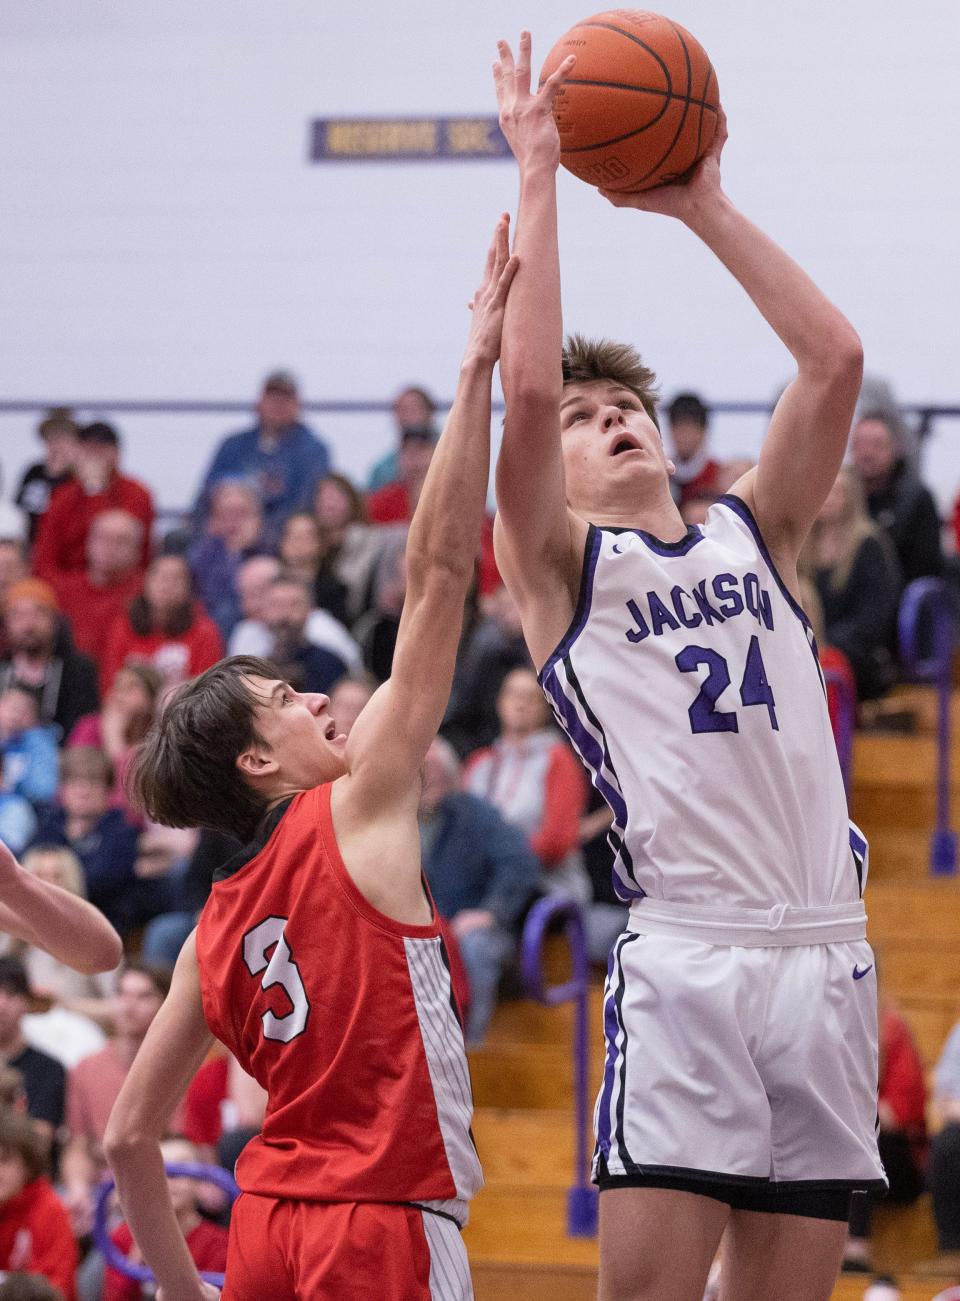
xmin=627 ymin=898 xmax=867 ymax=947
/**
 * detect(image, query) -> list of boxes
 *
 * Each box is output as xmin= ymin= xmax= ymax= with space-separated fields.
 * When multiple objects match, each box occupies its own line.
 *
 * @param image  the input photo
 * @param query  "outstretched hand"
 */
xmin=463 ymin=213 xmax=519 ymax=367
xmin=494 ymin=30 xmax=575 ymax=172
xmin=601 ymin=105 xmax=728 ymax=221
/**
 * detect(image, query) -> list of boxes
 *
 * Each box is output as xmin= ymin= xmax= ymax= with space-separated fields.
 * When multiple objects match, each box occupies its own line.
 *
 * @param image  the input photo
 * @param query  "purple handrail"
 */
xmin=521 ymin=893 xmax=598 ymax=1237
xmin=898 ymin=576 xmax=957 ymax=875
xmin=822 ymin=666 xmax=856 ymax=803
xmin=93 ymin=1162 xmax=240 ymax=1287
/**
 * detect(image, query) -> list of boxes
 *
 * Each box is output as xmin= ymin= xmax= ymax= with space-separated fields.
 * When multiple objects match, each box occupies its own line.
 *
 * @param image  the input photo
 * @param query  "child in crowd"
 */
xmin=0 ymin=1108 xmax=77 ymax=1300
xmin=104 ymin=1137 xmax=228 ymax=1301
xmin=0 ymin=689 xmax=59 ymax=808
xmin=33 ymin=748 xmax=139 ymax=934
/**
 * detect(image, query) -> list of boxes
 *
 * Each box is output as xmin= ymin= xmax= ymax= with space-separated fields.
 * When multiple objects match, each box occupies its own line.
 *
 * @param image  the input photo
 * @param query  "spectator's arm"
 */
xmin=477 ymin=804 xmax=541 ymax=930
xmin=0 ymin=840 xmax=123 ymax=973
xmin=530 ymin=744 xmax=587 ymax=867
xmin=105 ymin=929 xmax=218 ymax=1301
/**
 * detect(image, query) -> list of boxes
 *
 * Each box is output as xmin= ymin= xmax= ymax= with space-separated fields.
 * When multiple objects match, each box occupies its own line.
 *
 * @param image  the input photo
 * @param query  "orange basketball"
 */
xmin=539 ymin=10 xmax=719 ymax=193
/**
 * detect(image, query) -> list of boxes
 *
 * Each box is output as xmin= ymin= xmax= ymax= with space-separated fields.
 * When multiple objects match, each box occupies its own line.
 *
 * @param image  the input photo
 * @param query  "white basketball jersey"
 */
xmin=540 ymin=494 xmax=868 ymax=908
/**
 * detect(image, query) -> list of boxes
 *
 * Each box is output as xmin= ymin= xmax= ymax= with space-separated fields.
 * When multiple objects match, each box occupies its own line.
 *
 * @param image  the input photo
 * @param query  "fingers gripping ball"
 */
xmin=539 ymin=10 xmax=719 ymax=193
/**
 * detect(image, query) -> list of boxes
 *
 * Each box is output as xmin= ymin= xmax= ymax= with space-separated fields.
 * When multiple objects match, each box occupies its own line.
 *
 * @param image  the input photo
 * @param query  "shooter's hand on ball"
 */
xmin=601 ymin=105 xmax=729 ymax=222
xmin=494 ymin=31 xmax=575 ymax=172
xmin=463 ymin=213 xmax=519 ymax=367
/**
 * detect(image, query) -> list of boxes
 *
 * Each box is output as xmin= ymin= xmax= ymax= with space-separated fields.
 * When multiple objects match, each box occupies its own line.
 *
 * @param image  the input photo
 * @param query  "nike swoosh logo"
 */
xmin=852 ymin=963 xmax=873 ymax=981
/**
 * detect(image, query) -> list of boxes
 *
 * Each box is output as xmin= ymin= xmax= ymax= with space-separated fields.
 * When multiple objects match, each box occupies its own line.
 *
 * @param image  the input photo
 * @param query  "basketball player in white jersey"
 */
xmin=492 ymin=34 xmax=884 ymax=1301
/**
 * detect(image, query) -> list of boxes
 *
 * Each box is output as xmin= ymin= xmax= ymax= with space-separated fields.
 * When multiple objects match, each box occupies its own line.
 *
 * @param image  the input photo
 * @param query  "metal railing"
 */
xmin=520 ymin=893 xmax=598 ymax=1237
xmin=94 ymin=1162 xmax=240 ymax=1289
xmin=898 ymin=576 xmax=958 ymax=875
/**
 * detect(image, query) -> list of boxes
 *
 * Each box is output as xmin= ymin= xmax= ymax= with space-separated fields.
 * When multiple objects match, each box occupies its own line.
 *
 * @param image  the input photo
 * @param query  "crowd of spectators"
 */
xmin=0 ymin=368 xmax=955 ymax=1296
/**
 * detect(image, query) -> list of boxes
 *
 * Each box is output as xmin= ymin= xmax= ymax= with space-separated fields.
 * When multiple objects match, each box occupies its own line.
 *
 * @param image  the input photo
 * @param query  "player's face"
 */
xmin=245 ymin=675 xmax=349 ymax=789
xmin=559 ymin=381 xmax=673 ymax=514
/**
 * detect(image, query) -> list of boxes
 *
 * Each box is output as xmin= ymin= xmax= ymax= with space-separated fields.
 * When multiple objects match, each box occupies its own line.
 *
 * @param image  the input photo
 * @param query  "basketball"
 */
xmin=539 ymin=10 xmax=720 ymax=193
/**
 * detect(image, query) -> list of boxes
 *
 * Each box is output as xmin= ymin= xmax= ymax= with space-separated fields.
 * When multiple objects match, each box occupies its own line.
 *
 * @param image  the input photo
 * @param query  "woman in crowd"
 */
xmin=67 ymin=663 xmax=163 ymax=820
xmin=188 ymin=480 xmax=266 ymax=636
xmin=464 ymin=665 xmax=590 ymax=903
xmin=0 ymin=1107 xmax=78 ymax=1298
xmin=99 ymin=554 xmax=222 ymax=694
xmin=310 ymin=471 xmax=384 ymax=627
xmin=801 ymin=465 xmax=902 ymax=700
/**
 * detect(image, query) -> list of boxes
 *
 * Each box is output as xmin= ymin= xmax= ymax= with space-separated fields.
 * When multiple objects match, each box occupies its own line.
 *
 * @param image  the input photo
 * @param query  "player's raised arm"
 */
xmin=0 ymin=839 xmax=122 ymax=974
xmin=340 ymin=217 xmax=517 ymax=810
xmin=603 ymin=109 xmax=863 ymax=571
xmin=104 ymin=931 xmax=219 ymax=1301
xmin=493 ymin=33 xmax=580 ymax=600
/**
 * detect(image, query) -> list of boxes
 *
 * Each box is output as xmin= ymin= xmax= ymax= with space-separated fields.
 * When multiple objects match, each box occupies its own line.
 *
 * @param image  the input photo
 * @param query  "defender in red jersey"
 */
xmin=103 ymin=218 xmax=520 ymax=1301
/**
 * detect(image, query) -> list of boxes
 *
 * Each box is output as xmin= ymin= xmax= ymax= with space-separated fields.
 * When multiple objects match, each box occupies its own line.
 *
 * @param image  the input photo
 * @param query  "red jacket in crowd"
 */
xmin=105 ymin=1219 xmax=229 ymax=1301
xmin=34 ymin=472 xmax=154 ymax=579
xmin=99 ymin=604 xmax=223 ymax=695
xmin=0 ymin=1176 xmax=78 ymax=1300
xmin=50 ymin=569 xmax=145 ymax=668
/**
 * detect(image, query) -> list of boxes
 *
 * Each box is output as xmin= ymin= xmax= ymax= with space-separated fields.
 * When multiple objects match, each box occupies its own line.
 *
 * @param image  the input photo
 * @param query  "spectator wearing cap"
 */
xmin=0 ymin=957 xmax=66 ymax=1151
xmin=665 ymin=392 xmax=722 ymax=507
xmin=0 ymin=1107 xmax=78 ymax=1300
xmin=33 ymin=422 xmax=153 ymax=581
xmin=0 ymin=580 xmax=99 ymax=739
xmin=367 ymin=385 xmax=439 ymax=491
xmin=13 ymin=409 xmax=79 ymax=545
xmin=47 ymin=511 xmax=145 ymax=668
xmin=193 ymin=370 xmax=331 ymax=539
xmin=851 ymin=409 xmax=943 ymax=589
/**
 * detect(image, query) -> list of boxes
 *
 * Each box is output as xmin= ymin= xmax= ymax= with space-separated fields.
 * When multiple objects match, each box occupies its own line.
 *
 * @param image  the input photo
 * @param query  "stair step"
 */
xmin=473 ymin=1108 xmax=580 ymax=1188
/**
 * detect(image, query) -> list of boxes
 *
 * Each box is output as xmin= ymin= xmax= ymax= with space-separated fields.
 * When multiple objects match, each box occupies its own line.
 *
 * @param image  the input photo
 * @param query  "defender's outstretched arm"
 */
xmin=0 ymin=840 xmax=122 ymax=974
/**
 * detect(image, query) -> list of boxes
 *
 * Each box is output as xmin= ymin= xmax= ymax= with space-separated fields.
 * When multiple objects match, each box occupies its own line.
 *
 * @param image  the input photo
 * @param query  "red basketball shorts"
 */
xmin=221 ymin=1193 xmax=473 ymax=1300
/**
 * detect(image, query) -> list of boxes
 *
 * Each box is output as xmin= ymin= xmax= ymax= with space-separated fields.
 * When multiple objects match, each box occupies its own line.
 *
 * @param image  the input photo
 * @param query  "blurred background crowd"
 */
xmin=0 ymin=369 xmax=958 ymax=1297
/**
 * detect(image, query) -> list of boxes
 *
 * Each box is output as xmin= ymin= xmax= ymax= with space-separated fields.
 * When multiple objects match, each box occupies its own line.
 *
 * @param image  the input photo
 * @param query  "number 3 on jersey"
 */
xmin=675 ymin=634 xmax=779 ymax=734
xmin=243 ymin=916 xmax=310 ymax=1043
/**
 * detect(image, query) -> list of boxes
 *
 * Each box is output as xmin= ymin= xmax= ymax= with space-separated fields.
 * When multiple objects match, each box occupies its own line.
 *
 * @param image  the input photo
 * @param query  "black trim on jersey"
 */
xmin=385 ymin=1200 xmax=465 ymax=1230
xmin=214 ymin=797 xmax=296 ymax=883
xmin=613 ymin=932 xmax=640 ymax=1166
xmin=596 ymin=1169 xmax=877 ymax=1221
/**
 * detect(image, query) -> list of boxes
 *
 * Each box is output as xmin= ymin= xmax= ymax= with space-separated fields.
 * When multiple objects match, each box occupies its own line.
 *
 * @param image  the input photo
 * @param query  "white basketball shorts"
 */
xmin=593 ymin=898 xmax=887 ymax=1217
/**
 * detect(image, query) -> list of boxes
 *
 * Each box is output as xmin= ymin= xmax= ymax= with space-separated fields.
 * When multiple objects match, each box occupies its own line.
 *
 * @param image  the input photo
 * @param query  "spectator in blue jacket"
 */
xmin=193 ymin=371 xmax=331 ymax=539
xmin=32 ymin=746 xmax=140 ymax=935
xmin=418 ymin=737 xmax=539 ymax=1047
xmin=0 ymin=686 xmax=59 ymax=807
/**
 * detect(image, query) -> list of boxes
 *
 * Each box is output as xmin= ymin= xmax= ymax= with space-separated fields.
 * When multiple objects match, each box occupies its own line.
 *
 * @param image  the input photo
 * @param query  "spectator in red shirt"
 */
xmin=99 ymin=555 xmax=223 ymax=696
xmin=49 ymin=512 xmax=145 ymax=668
xmin=67 ymin=663 xmax=164 ymax=818
xmin=104 ymin=1136 xmax=228 ymax=1301
xmin=845 ymin=998 xmax=927 ymax=1271
xmin=0 ymin=1108 xmax=77 ymax=1300
xmin=33 ymin=423 xmax=153 ymax=581
xmin=666 ymin=392 xmax=722 ymax=507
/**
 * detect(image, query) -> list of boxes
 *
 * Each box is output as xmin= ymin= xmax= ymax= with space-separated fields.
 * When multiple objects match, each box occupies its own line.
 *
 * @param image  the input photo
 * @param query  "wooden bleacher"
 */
xmin=463 ymin=685 xmax=960 ymax=1300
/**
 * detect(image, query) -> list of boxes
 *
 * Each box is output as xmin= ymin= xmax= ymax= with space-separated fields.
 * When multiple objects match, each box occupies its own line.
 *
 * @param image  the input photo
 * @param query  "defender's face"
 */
xmin=559 ymin=381 xmax=672 ymax=513
xmin=245 ymin=675 xmax=349 ymax=790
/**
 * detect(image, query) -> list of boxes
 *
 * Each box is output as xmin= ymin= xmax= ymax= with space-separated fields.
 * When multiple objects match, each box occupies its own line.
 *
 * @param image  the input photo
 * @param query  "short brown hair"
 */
xmin=120 ymin=961 xmax=172 ymax=1001
xmin=562 ymin=333 xmax=659 ymax=428
xmin=0 ymin=1107 xmax=47 ymax=1182
xmin=60 ymin=745 xmax=113 ymax=788
xmin=128 ymin=655 xmax=278 ymax=841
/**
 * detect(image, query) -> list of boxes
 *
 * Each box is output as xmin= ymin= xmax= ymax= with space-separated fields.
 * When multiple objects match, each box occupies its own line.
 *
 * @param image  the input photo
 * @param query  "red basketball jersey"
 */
xmin=195 ymin=784 xmax=482 ymax=1220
